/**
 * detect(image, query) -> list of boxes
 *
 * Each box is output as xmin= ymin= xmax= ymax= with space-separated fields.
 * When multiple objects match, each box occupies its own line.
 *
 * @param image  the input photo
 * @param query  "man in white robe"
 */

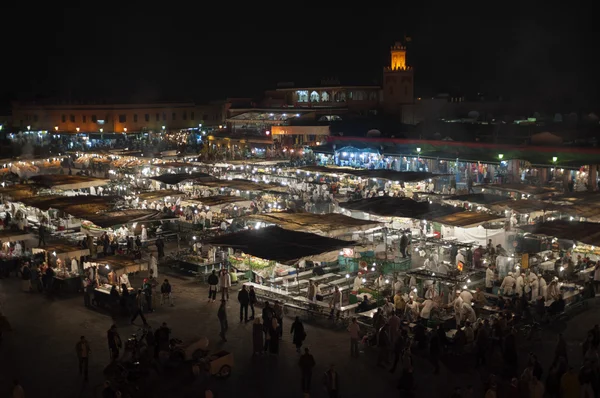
xmin=538 ymin=274 xmax=548 ymax=300
xmin=149 ymin=253 xmax=158 ymax=278
xmin=500 ymin=272 xmax=516 ymax=296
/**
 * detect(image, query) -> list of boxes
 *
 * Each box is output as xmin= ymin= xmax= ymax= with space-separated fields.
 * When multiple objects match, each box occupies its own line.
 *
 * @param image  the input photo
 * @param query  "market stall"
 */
xmin=32 ymin=242 xmax=89 ymax=293
xmin=0 ymin=230 xmax=35 ymax=276
xmin=243 ymin=211 xmax=382 ymax=238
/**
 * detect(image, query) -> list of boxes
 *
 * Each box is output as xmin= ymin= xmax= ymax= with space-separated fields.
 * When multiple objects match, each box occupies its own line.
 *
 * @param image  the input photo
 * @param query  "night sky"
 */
xmin=1 ymin=4 xmax=595 ymax=108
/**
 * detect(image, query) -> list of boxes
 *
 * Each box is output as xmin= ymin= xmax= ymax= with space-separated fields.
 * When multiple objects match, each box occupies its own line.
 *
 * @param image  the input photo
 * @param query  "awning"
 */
xmin=244 ymin=212 xmax=382 ymax=237
xmin=340 ymin=197 xmax=464 ymax=219
xmin=19 ymin=195 xmax=120 ymax=213
xmin=186 ymin=195 xmax=253 ymax=208
xmin=0 ymin=184 xmax=37 ymax=201
xmin=83 ymin=209 xmax=176 ymax=228
xmin=480 ymin=183 xmax=556 ymax=197
xmin=29 ymin=175 xmax=110 ymax=190
xmin=488 ymin=199 xmax=566 ymax=214
xmin=149 ymin=172 xmax=214 ymax=185
xmin=444 ymin=193 xmax=508 ymax=205
xmin=32 ymin=243 xmax=90 ymax=262
xmin=519 ymin=220 xmax=600 ymax=246
xmin=0 ymin=230 xmax=34 ymax=243
xmin=297 ymin=165 xmax=450 ymax=182
xmin=431 ymin=212 xmax=505 ymax=228
xmin=206 ymin=226 xmax=353 ymax=264
xmin=135 ymin=190 xmax=186 ymax=201
xmin=198 ymin=179 xmax=287 ymax=193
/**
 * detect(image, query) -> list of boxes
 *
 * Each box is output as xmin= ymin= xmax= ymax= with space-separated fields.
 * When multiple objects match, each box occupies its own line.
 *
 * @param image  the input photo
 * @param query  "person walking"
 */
xmin=75 ymin=335 xmax=91 ymax=381
xmin=322 ymin=364 xmax=340 ymax=398
xmin=131 ymin=289 xmax=148 ymax=325
xmin=252 ymin=317 xmax=264 ymax=355
xmin=299 ymin=347 xmax=316 ymax=394
xmin=207 ymin=270 xmax=218 ymax=303
xmin=248 ymin=285 xmax=257 ymax=320
xmin=262 ymin=302 xmax=275 ymax=353
xmin=38 ymin=222 xmax=46 ymax=247
xmin=160 ymin=279 xmax=173 ymax=306
xmin=274 ymin=301 xmax=284 ymax=338
xmin=237 ymin=285 xmax=249 ymax=323
xmin=347 ymin=317 xmax=361 ymax=358
xmin=217 ymin=299 xmax=228 ymax=342
xmin=268 ymin=317 xmax=280 ymax=355
xmin=219 ymin=269 xmax=231 ymax=301
xmin=142 ymin=278 xmax=154 ymax=313
xmin=290 ymin=316 xmax=306 ymax=353
xmin=107 ymin=324 xmax=122 ymax=362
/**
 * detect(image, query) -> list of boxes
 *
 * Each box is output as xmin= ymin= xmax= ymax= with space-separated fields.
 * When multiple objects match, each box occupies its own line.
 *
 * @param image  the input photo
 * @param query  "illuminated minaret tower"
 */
xmin=382 ymin=42 xmax=414 ymax=115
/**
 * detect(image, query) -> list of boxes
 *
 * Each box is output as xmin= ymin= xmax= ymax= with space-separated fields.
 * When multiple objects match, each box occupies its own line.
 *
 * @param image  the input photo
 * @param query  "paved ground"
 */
xmin=0 ymin=266 xmax=597 ymax=398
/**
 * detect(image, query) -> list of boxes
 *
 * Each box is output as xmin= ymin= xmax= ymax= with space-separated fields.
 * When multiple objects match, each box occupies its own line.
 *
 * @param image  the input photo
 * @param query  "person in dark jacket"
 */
xmin=207 ymin=270 xmax=218 ymax=303
xmin=323 ymin=364 xmax=340 ymax=398
xmin=248 ymin=285 xmax=257 ymax=320
xmin=218 ymin=299 xmax=228 ymax=342
xmin=262 ymin=301 xmax=275 ymax=352
xmin=237 ymin=285 xmax=250 ymax=322
xmin=107 ymin=324 xmax=122 ymax=361
xmin=299 ymin=347 xmax=316 ymax=394
xmin=290 ymin=316 xmax=306 ymax=353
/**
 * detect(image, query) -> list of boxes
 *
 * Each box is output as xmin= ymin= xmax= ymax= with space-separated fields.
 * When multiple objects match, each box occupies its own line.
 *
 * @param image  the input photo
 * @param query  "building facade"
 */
xmin=10 ymin=101 xmax=226 ymax=133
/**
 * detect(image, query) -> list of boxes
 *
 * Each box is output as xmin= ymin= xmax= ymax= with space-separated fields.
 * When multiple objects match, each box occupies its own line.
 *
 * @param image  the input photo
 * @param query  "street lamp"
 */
xmin=76 ymin=127 xmax=80 ymax=132
xmin=552 ymin=156 xmax=558 ymax=163
xmin=27 ymin=125 xmax=31 ymax=131
xmin=162 ymin=125 xmax=166 ymax=131
xmin=99 ymin=128 xmax=103 ymax=133
xmin=123 ymin=127 xmax=127 ymax=133
xmin=54 ymin=126 xmax=58 ymax=131
xmin=498 ymin=154 xmax=504 ymax=160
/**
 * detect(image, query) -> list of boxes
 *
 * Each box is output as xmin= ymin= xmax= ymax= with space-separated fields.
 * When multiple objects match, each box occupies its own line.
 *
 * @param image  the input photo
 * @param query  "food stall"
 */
xmin=0 ymin=230 xmax=35 ymax=276
xmin=32 ymin=242 xmax=90 ymax=293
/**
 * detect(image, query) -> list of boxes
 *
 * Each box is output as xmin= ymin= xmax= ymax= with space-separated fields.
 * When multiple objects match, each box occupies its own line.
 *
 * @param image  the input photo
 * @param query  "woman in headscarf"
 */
xmin=290 ymin=316 xmax=306 ymax=353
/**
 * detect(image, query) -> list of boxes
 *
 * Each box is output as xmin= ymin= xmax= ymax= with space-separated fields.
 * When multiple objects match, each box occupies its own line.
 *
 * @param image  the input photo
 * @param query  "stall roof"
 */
xmin=199 ymin=178 xmax=287 ymax=193
xmin=567 ymin=205 xmax=600 ymax=220
xmin=340 ymin=197 xmax=464 ymax=219
xmin=480 ymin=183 xmax=556 ymax=197
xmin=29 ymin=175 xmax=110 ymax=190
xmin=0 ymin=184 xmax=37 ymax=200
xmin=431 ymin=212 xmax=505 ymax=228
xmin=243 ymin=212 xmax=382 ymax=236
xmin=149 ymin=172 xmax=214 ymax=185
xmin=135 ymin=190 xmax=185 ymax=201
xmin=19 ymin=195 xmax=120 ymax=212
xmin=206 ymin=226 xmax=353 ymax=263
xmin=0 ymin=230 xmax=34 ymax=243
xmin=34 ymin=242 xmax=88 ymax=256
xmin=550 ymin=192 xmax=600 ymax=205
xmin=407 ymin=268 xmax=485 ymax=285
xmin=519 ymin=220 xmax=600 ymax=246
xmin=83 ymin=209 xmax=175 ymax=228
xmin=297 ymin=165 xmax=449 ymax=182
xmin=488 ymin=199 xmax=567 ymax=214
xmin=187 ymin=195 xmax=252 ymax=207
xmin=154 ymin=162 xmax=198 ymax=169
xmin=444 ymin=193 xmax=508 ymax=205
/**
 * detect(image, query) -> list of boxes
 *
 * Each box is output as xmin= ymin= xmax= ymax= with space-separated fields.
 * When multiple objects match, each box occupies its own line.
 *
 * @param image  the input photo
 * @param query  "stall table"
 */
xmin=53 ymin=273 xmax=82 ymax=294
